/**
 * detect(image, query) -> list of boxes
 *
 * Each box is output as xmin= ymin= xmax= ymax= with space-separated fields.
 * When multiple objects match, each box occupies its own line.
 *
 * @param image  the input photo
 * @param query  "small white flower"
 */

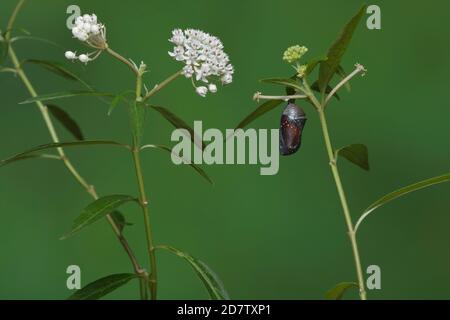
xmin=168 ymin=28 xmax=234 ymax=96
xmin=221 ymin=73 xmax=232 ymax=85
xmin=79 ymin=54 xmax=90 ymax=64
xmin=196 ymin=86 xmax=208 ymax=97
xmin=65 ymin=51 xmax=77 ymax=60
xmin=208 ymin=84 xmax=217 ymax=93
xmin=66 ymin=11 xmax=107 ymax=64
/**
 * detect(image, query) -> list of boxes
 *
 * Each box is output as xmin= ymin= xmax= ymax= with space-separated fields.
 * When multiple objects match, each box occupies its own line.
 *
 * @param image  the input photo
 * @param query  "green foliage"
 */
xmin=61 ymin=195 xmax=138 ymax=240
xmin=148 ymin=105 xmax=204 ymax=150
xmin=129 ymin=101 xmax=146 ymax=147
xmin=68 ymin=273 xmax=138 ymax=300
xmin=335 ymin=144 xmax=369 ymax=171
xmin=19 ymin=91 xmax=115 ymax=105
xmin=0 ymin=141 xmax=128 ymax=168
xmin=157 ymin=245 xmax=230 ymax=300
xmin=46 ymin=104 xmax=84 ymax=140
xmin=325 ymin=282 xmax=358 ymax=300
xmin=234 ymin=100 xmax=284 ymax=130
xmin=261 ymin=78 xmax=303 ymax=92
xmin=355 ymin=173 xmax=450 ymax=232
xmin=318 ymin=4 xmax=367 ymax=93
xmin=140 ymin=144 xmax=213 ymax=185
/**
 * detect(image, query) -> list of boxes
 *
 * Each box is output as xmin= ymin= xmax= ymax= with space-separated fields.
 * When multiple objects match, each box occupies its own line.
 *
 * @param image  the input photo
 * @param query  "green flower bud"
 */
xmin=282 ymin=45 xmax=308 ymax=64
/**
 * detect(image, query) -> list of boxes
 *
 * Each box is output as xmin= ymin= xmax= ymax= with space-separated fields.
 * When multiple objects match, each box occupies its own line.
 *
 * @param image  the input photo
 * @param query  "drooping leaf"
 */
xmin=61 ymin=195 xmax=138 ymax=240
xmin=234 ymin=100 xmax=284 ymax=130
xmin=355 ymin=173 xmax=450 ymax=232
xmin=157 ymin=245 xmax=230 ymax=300
xmin=325 ymin=282 xmax=358 ymax=300
xmin=141 ymin=144 xmax=213 ymax=185
xmin=11 ymin=36 xmax=61 ymax=48
xmin=68 ymin=273 xmax=138 ymax=300
xmin=305 ymin=55 xmax=328 ymax=76
xmin=311 ymin=81 xmax=340 ymax=100
xmin=261 ymin=78 xmax=303 ymax=92
xmin=19 ymin=91 xmax=115 ymax=105
xmin=46 ymin=104 xmax=84 ymax=140
xmin=110 ymin=211 xmax=132 ymax=233
xmin=335 ymin=144 xmax=369 ymax=171
xmin=23 ymin=59 xmax=83 ymax=82
xmin=148 ymin=105 xmax=204 ymax=150
xmin=0 ymin=153 xmax=60 ymax=165
xmin=0 ymin=141 xmax=128 ymax=168
xmin=318 ymin=5 xmax=367 ymax=92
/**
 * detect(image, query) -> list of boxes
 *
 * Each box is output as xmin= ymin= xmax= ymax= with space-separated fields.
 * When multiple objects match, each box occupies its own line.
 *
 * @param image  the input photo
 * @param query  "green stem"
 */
xmin=106 ymin=47 xmax=140 ymax=76
xmin=143 ymin=70 xmax=182 ymax=101
xmin=317 ymin=109 xmax=367 ymax=300
xmin=132 ymin=148 xmax=158 ymax=300
xmin=301 ymin=78 xmax=366 ymax=300
xmin=6 ymin=0 xmax=147 ymax=300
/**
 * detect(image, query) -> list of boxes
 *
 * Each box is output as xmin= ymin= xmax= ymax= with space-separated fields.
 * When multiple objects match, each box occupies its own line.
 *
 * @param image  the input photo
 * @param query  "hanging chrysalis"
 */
xmin=279 ymin=103 xmax=307 ymax=156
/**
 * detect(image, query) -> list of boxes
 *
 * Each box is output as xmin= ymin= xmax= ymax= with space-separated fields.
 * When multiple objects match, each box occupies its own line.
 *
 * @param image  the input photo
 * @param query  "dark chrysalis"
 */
xmin=280 ymin=103 xmax=307 ymax=156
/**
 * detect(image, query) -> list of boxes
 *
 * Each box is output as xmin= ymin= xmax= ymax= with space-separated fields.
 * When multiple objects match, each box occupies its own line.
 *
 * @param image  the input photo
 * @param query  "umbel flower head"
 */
xmin=65 ymin=13 xmax=107 ymax=65
xmin=168 ymin=28 xmax=234 ymax=97
xmin=282 ymin=45 xmax=309 ymax=78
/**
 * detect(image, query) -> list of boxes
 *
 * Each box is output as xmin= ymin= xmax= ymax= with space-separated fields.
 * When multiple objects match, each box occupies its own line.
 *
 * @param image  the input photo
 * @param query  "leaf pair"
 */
xmin=68 ymin=246 xmax=229 ymax=300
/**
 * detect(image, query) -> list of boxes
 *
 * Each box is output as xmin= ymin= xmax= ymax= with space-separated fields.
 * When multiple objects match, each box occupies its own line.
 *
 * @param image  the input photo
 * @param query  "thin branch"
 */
xmin=253 ymin=91 xmax=308 ymax=102
xmin=143 ymin=70 xmax=182 ymax=101
xmin=325 ymin=63 xmax=367 ymax=105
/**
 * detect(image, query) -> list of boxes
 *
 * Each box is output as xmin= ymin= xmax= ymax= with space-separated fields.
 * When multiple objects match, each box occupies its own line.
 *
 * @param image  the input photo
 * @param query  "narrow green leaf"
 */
xmin=110 ymin=211 xmax=132 ymax=233
xmin=305 ymin=55 xmax=328 ymax=76
xmin=335 ymin=144 xmax=369 ymax=171
xmin=68 ymin=273 xmax=138 ymax=300
xmin=311 ymin=81 xmax=340 ymax=100
xmin=47 ymin=104 xmax=84 ymax=140
xmin=11 ymin=36 xmax=61 ymax=48
xmin=23 ymin=59 xmax=81 ymax=82
xmin=148 ymin=105 xmax=204 ymax=150
xmin=326 ymin=282 xmax=358 ymax=300
xmin=355 ymin=173 xmax=450 ymax=232
xmin=157 ymin=245 xmax=230 ymax=300
xmin=234 ymin=100 xmax=284 ymax=130
xmin=318 ymin=5 xmax=367 ymax=92
xmin=0 ymin=153 xmax=60 ymax=165
xmin=261 ymin=78 xmax=303 ymax=92
xmin=0 ymin=141 xmax=128 ymax=168
xmin=61 ymin=195 xmax=138 ymax=240
xmin=19 ymin=91 xmax=115 ymax=105
xmin=141 ymin=144 xmax=213 ymax=185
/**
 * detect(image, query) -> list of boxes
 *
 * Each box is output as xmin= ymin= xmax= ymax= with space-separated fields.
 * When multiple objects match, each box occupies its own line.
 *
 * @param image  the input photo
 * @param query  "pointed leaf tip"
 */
xmin=67 ymin=273 xmax=138 ymax=300
xmin=61 ymin=195 xmax=137 ymax=240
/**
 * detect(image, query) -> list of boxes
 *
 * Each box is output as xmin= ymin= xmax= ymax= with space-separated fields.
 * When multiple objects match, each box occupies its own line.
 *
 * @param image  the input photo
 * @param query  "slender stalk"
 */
xmin=132 ymin=148 xmax=158 ymax=299
xmin=143 ymin=70 xmax=182 ymax=101
xmin=317 ymin=109 xmax=367 ymax=300
xmin=5 ymin=0 xmax=146 ymax=300
xmin=106 ymin=47 xmax=140 ymax=76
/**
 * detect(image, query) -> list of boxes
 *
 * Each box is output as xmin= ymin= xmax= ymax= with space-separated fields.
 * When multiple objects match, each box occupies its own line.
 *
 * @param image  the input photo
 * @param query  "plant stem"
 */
xmin=107 ymin=47 xmax=160 ymax=300
xmin=6 ymin=0 xmax=146 ymax=300
xmin=143 ymin=70 xmax=182 ymax=101
xmin=317 ymin=109 xmax=367 ymax=300
xmin=106 ymin=47 xmax=140 ymax=76
xmin=132 ymin=148 xmax=158 ymax=300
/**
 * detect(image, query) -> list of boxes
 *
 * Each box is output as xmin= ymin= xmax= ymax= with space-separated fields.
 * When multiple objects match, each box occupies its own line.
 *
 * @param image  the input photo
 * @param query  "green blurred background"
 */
xmin=1 ymin=0 xmax=449 ymax=300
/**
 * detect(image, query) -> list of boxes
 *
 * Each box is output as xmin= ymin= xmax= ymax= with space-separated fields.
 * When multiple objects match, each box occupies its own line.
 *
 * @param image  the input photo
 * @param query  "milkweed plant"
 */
xmin=0 ymin=0 xmax=231 ymax=300
xmin=1 ymin=1 xmax=450 ymax=301
xmin=239 ymin=4 xmax=450 ymax=300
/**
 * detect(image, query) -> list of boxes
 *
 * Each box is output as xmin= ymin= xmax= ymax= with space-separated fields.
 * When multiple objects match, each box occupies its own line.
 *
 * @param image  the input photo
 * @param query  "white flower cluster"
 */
xmin=65 ymin=13 xmax=106 ymax=64
xmin=168 ymin=29 xmax=234 ymax=97
xmin=72 ymin=14 xmax=102 ymax=41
